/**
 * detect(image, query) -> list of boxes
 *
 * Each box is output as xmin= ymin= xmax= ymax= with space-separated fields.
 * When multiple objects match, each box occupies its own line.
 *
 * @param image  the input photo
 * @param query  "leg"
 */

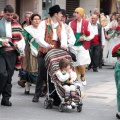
xmin=2 ymin=51 xmax=17 ymax=101
xmin=25 ymin=82 xmax=30 ymax=94
xmin=32 ymin=55 xmax=47 ymax=102
xmin=0 ymin=56 xmax=8 ymax=96
xmin=92 ymin=45 xmax=101 ymax=72
xmin=70 ymin=85 xmax=76 ymax=106
xmin=78 ymin=65 xmax=86 ymax=86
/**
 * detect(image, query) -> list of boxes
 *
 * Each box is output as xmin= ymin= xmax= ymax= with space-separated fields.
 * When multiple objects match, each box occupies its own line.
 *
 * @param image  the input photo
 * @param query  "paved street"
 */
xmin=0 ymin=64 xmax=117 ymax=120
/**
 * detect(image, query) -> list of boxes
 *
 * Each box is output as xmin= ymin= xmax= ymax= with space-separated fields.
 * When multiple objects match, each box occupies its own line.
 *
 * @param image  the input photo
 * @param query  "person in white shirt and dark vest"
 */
xmin=0 ymin=5 xmax=25 ymax=106
xmin=69 ymin=7 xmax=94 ymax=86
xmin=32 ymin=5 xmax=68 ymax=102
xmin=88 ymin=14 xmax=105 ymax=72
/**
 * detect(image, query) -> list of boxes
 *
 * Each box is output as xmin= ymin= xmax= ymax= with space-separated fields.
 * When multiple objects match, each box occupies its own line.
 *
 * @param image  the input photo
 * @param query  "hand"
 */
xmin=61 ymin=45 xmax=67 ymax=50
xmin=2 ymin=40 xmax=9 ymax=47
xmin=47 ymin=44 xmax=54 ymax=49
xmin=79 ymin=36 xmax=84 ymax=41
xmin=14 ymin=43 xmax=18 ymax=49
xmin=69 ymin=79 xmax=73 ymax=83
xmin=101 ymin=45 xmax=105 ymax=49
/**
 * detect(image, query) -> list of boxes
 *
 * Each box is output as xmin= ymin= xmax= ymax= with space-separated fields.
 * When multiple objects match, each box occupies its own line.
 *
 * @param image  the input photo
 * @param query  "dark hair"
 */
xmin=30 ymin=13 xmax=41 ymax=20
xmin=59 ymin=58 xmax=70 ymax=70
xmin=4 ymin=5 xmax=14 ymax=13
xmin=117 ymin=15 xmax=120 ymax=22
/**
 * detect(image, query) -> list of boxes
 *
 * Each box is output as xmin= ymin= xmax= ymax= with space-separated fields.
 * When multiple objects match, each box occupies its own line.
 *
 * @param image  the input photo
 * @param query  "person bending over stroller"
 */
xmin=56 ymin=58 xmax=77 ymax=109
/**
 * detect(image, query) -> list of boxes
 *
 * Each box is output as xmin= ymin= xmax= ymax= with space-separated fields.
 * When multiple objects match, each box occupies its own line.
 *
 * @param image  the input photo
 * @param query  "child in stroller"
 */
xmin=44 ymin=49 xmax=83 ymax=112
xmin=56 ymin=58 xmax=77 ymax=109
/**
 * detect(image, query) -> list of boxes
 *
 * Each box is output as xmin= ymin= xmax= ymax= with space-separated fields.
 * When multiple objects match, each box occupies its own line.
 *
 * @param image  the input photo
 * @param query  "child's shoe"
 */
xmin=66 ymin=104 xmax=72 ymax=109
xmin=82 ymin=80 xmax=86 ymax=86
xmin=71 ymin=101 xmax=76 ymax=107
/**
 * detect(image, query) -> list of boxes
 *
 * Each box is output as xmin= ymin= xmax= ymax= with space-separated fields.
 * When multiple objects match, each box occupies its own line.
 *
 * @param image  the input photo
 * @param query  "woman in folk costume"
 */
xmin=69 ymin=7 xmax=94 ymax=86
xmin=105 ymin=16 xmax=120 ymax=64
xmin=23 ymin=14 xmax=41 ymax=94
xmin=112 ymin=44 xmax=120 ymax=119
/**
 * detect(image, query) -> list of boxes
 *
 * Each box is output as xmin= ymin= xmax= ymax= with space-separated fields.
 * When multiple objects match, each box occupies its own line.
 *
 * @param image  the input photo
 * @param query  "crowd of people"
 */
xmin=0 ymin=4 xmax=120 ymax=119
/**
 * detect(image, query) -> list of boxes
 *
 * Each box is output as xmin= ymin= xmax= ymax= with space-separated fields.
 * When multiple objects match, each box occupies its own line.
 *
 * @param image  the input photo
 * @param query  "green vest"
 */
xmin=97 ymin=23 xmax=102 ymax=44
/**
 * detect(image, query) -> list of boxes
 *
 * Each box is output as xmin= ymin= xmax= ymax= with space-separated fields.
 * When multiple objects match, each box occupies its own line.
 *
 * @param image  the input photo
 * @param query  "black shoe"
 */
xmin=24 ymin=91 xmax=30 ymax=95
xmin=39 ymin=92 xmax=45 ymax=97
xmin=116 ymin=113 xmax=120 ymax=119
xmin=88 ymin=66 xmax=91 ymax=70
xmin=32 ymin=96 xmax=39 ymax=102
xmin=1 ymin=100 xmax=12 ymax=106
xmin=99 ymin=66 xmax=102 ymax=69
xmin=93 ymin=68 xmax=98 ymax=72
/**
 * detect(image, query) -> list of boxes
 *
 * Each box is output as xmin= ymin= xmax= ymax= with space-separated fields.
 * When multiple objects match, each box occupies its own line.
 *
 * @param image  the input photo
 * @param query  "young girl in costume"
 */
xmin=56 ymin=58 xmax=77 ymax=109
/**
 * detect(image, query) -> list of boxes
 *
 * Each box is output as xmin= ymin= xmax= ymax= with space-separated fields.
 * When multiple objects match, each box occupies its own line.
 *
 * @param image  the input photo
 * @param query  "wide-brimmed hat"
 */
xmin=48 ymin=5 xmax=61 ymax=15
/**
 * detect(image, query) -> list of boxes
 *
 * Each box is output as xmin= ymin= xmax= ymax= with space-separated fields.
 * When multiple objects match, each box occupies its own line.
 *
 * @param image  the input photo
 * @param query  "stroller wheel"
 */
xmin=44 ymin=98 xmax=49 ymax=109
xmin=49 ymin=99 xmax=53 ymax=109
xmin=77 ymin=103 xmax=83 ymax=112
xmin=59 ymin=103 xmax=64 ymax=112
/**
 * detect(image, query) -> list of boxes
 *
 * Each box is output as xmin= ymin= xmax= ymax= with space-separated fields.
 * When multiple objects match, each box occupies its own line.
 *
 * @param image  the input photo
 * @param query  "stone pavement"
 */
xmin=0 ymin=65 xmax=118 ymax=120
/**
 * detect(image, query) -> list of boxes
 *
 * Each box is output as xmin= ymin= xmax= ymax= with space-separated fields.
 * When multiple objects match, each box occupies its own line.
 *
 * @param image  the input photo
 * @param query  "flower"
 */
xmin=83 ymin=30 xmax=90 ymax=36
xmin=116 ymin=26 xmax=120 ymax=31
xmin=112 ymin=44 xmax=120 ymax=57
xmin=109 ymin=28 xmax=113 ymax=31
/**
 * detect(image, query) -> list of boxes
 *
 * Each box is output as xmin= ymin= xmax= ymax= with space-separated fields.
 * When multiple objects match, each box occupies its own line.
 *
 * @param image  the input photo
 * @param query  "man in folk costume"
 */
xmin=32 ymin=5 xmax=68 ymax=102
xmin=88 ymin=14 xmax=105 ymax=72
xmin=70 ymin=7 xmax=94 ymax=86
xmin=0 ymin=5 xmax=25 ymax=106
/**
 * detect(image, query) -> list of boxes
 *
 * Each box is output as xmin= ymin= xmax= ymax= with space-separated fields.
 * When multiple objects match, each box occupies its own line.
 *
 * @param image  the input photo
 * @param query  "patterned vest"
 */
xmin=39 ymin=19 xmax=62 ymax=53
xmin=70 ymin=19 xmax=91 ymax=50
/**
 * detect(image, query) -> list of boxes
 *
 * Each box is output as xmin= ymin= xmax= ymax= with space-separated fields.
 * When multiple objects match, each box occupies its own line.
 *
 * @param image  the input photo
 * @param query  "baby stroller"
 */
xmin=44 ymin=49 xmax=83 ymax=112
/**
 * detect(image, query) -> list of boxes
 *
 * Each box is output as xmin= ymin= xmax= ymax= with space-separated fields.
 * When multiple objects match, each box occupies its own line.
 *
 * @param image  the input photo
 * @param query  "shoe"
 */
xmin=39 ymin=92 xmax=46 ymax=97
xmin=82 ymin=80 xmax=86 ymax=86
xmin=32 ymin=96 xmax=39 ymax=102
xmin=66 ymin=105 xmax=72 ymax=109
xmin=71 ymin=101 xmax=76 ymax=107
xmin=24 ymin=91 xmax=29 ymax=95
xmin=88 ymin=65 xmax=91 ymax=70
xmin=99 ymin=66 xmax=102 ymax=69
xmin=116 ymin=113 xmax=120 ymax=119
xmin=18 ymin=80 xmax=25 ymax=87
xmin=93 ymin=68 xmax=98 ymax=72
xmin=1 ymin=100 xmax=12 ymax=106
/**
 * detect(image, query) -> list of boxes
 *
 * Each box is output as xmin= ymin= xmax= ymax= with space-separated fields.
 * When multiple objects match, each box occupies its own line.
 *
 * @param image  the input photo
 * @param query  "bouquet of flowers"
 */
xmin=114 ymin=25 xmax=120 ymax=38
xmin=83 ymin=30 xmax=90 ymax=37
xmin=112 ymin=43 xmax=120 ymax=57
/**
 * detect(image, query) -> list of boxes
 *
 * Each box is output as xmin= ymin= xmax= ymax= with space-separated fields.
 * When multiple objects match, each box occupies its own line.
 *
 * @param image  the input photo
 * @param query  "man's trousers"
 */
xmin=0 ymin=50 xmax=17 ymax=101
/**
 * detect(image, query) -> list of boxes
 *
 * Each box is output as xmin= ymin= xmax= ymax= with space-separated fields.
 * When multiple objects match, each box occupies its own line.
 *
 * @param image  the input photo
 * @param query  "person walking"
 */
xmin=0 ymin=5 xmax=25 ymax=106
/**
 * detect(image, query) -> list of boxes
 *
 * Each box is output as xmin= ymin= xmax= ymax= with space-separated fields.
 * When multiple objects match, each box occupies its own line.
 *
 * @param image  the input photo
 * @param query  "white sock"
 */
xmin=25 ymin=82 xmax=30 ymax=91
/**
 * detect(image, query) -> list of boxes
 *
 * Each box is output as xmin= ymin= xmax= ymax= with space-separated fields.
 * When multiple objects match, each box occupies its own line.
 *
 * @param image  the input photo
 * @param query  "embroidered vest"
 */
xmin=39 ymin=19 xmax=62 ymax=53
xmin=70 ymin=19 xmax=90 ymax=50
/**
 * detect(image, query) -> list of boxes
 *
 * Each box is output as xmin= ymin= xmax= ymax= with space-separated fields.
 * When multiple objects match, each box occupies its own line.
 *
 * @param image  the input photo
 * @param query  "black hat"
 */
xmin=61 ymin=9 xmax=66 ymax=17
xmin=48 ymin=5 xmax=61 ymax=15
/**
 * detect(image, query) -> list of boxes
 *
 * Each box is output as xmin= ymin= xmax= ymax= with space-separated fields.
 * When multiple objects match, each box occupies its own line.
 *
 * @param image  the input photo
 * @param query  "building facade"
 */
xmin=0 ymin=0 xmax=119 ymax=23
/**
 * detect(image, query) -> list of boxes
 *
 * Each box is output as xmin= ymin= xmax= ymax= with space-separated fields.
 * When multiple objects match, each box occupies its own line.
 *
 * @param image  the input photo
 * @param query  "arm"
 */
xmin=69 ymin=70 xmax=77 ymax=82
xmin=56 ymin=70 xmax=70 ymax=82
xmin=67 ymin=26 xmax=76 ymax=46
xmin=83 ymin=22 xmax=94 ymax=41
xmin=101 ymin=27 xmax=105 ymax=46
xmin=35 ymin=21 xmax=49 ymax=48
xmin=60 ymin=23 xmax=68 ymax=48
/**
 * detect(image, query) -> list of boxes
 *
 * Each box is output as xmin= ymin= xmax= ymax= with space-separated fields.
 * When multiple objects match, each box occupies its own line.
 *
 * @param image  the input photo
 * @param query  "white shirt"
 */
xmin=5 ymin=20 xmax=12 ymax=38
xmin=37 ymin=20 xmax=68 ymax=48
xmin=91 ymin=23 xmax=105 ymax=45
xmin=69 ymin=19 xmax=94 ymax=41
xmin=56 ymin=70 xmax=77 ymax=82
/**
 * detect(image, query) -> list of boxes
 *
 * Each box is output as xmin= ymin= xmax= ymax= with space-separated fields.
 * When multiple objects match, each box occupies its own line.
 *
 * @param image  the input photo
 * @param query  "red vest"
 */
xmin=91 ymin=35 xmax=100 ymax=44
xmin=70 ymin=19 xmax=91 ymax=50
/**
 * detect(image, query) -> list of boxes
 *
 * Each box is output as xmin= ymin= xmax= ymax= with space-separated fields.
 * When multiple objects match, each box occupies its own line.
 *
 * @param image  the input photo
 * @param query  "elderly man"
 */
xmin=88 ymin=14 xmax=105 ymax=72
xmin=69 ymin=7 xmax=94 ymax=85
xmin=0 ymin=5 xmax=25 ymax=106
